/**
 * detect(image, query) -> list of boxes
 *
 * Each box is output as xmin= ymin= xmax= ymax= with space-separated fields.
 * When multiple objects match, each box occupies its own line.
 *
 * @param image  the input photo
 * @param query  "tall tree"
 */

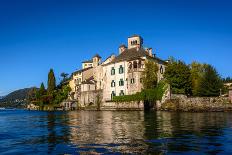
xmin=47 ymin=69 xmax=56 ymax=95
xmin=198 ymin=64 xmax=223 ymax=97
xmin=164 ymin=59 xmax=192 ymax=95
xmin=39 ymin=83 xmax=46 ymax=96
xmin=190 ymin=62 xmax=206 ymax=96
xmin=142 ymin=60 xmax=158 ymax=89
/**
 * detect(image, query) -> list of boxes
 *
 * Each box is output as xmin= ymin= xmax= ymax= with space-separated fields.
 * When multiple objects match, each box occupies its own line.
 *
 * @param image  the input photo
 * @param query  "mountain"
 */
xmin=0 ymin=87 xmax=38 ymax=108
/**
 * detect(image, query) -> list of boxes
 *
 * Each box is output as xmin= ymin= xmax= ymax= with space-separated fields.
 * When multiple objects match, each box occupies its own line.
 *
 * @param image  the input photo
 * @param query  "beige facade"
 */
xmin=69 ymin=35 xmax=167 ymax=106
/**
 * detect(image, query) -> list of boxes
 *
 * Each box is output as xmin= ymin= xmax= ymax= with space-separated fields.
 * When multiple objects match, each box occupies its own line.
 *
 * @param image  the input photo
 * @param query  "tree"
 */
xmin=39 ymin=83 xmax=46 ymax=95
xmin=47 ymin=69 xmax=56 ymax=95
xmin=60 ymin=72 xmax=69 ymax=81
xmin=190 ymin=62 xmax=206 ymax=96
xmin=164 ymin=59 xmax=192 ymax=95
xmin=198 ymin=64 xmax=223 ymax=97
xmin=142 ymin=60 xmax=158 ymax=89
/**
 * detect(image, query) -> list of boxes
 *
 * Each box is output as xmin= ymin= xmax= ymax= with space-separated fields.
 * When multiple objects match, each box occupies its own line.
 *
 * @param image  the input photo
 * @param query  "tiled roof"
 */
xmin=128 ymin=34 xmax=141 ymax=38
xmin=103 ymin=48 xmax=167 ymax=65
xmin=73 ymin=67 xmax=93 ymax=75
xmin=82 ymin=76 xmax=96 ymax=84
xmin=93 ymin=54 xmax=102 ymax=58
xmin=82 ymin=59 xmax=93 ymax=63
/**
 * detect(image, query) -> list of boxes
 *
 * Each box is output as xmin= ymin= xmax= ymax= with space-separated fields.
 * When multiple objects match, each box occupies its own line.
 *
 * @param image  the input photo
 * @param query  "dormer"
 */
xmin=128 ymin=35 xmax=143 ymax=49
xmin=119 ymin=44 xmax=127 ymax=54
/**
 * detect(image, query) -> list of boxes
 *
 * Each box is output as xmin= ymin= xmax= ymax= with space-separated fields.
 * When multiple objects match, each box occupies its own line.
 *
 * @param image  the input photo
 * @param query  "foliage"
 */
xmin=190 ymin=62 xmax=206 ymax=96
xmin=29 ymin=69 xmax=71 ymax=109
xmin=222 ymin=77 xmax=232 ymax=83
xmin=142 ymin=60 xmax=158 ymax=89
xmin=113 ymin=81 xmax=168 ymax=103
xmin=47 ymin=69 xmax=56 ymax=95
xmin=198 ymin=64 xmax=223 ymax=97
xmin=164 ymin=59 xmax=192 ymax=95
xmin=53 ymin=85 xmax=71 ymax=105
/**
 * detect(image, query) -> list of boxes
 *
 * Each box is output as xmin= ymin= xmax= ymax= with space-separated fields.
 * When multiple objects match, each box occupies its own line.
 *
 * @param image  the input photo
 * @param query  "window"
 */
xmin=111 ymin=67 xmax=115 ymax=75
xmin=133 ymin=61 xmax=138 ymax=69
xmin=111 ymin=80 xmax=115 ymax=87
xmin=119 ymin=90 xmax=124 ymax=96
xmin=119 ymin=79 xmax=124 ymax=86
xmin=160 ymin=66 xmax=164 ymax=74
xmin=131 ymin=78 xmax=135 ymax=84
xmin=111 ymin=91 xmax=116 ymax=100
xmin=119 ymin=65 xmax=124 ymax=74
xmin=140 ymin=78 xmax=142 ymax=83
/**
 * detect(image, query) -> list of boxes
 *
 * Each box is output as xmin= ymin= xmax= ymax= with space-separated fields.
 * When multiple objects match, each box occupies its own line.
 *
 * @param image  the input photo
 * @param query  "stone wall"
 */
xmin=160 ymin=94 xmax=232 ymax=112
xmin=101 ymin=101 xmax=144 ymax=110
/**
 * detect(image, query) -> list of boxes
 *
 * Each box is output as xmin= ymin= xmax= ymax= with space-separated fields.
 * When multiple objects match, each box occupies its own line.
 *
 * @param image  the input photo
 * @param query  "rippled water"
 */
xmin=0 ymin=110 xmax=232 ymax=154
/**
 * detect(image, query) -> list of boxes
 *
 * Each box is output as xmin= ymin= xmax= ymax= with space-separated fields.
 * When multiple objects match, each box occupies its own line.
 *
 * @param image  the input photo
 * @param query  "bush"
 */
xmin=113 ymin=80 xmax=168 ymax=103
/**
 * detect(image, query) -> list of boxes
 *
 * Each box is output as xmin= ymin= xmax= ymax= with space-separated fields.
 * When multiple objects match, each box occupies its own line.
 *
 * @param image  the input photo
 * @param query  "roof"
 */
xmin=103 ymin=48 xmax=167 ymax=65
xmin=119 ymin=44 xmax=127 ymax=48
xmin=82 ymin=76 xmax=96 ymax=84
xmin=82 ymin=59 xmax=93 ymax=63
xmin=72 ymin=67 xmax=93 ymax=75
xmin=93 ymin=54 xmax=102 ymax=58
xmin=128 ymin=34 xmax=141 ymax=38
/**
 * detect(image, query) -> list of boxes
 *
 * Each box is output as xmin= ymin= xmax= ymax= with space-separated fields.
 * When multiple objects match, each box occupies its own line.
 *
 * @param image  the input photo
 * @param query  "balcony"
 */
xmin=128 ymin=68 xmax=144 ymax=73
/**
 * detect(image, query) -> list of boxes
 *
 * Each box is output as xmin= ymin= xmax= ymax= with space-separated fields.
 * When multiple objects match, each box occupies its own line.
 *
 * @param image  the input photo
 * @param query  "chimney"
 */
xmin=119 ymin=44 xmax=127 ymax=54
xmin=148 ymin=48 xmax=153 ymax=57
xmin=111 ymin=54 xmax=116 ymax=60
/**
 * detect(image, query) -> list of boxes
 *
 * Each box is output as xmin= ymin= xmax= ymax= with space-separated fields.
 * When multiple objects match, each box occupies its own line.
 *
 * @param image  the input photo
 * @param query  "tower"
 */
xmin=127 ymin=35 xmax=143 ymax=49
xmin=92 ymin=54 xmax=101 ymax=67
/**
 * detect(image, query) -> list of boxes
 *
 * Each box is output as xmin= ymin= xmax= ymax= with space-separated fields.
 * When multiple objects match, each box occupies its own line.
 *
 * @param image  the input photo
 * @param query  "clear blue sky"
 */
xmin=0 ymin=0 xmax=232 ymax=96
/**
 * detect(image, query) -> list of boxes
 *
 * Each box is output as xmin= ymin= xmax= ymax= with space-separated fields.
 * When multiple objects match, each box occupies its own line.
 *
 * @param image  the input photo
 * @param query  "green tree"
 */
xmin=198 ymin=64 xmax=223 ymax=97
xmin=61 ymin=72 xmax=69 ymax=81
xmin=190 ymin=62 xmax=206 ymax=96
xmin=142 ymin=60 xmax=158 ymax=89
xmin=39 ymin=83 xmax=46 ymax=96
xmin=47 ymin=69 xmax=56 ymax=95
xmin=53 ymin=85 xmax=71 ymax=105
xmin=164 ymin=59 xmax=192 ymax=95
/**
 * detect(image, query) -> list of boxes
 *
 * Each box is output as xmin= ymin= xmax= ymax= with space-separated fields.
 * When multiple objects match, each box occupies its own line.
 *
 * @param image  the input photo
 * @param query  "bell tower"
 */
xmin=128 ymin=35 xmax=143 ymax=49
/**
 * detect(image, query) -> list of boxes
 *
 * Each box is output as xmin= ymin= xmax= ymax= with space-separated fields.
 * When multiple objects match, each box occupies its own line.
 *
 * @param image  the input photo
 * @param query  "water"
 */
xmin=0 ymin=110 xmax=232 ymax=154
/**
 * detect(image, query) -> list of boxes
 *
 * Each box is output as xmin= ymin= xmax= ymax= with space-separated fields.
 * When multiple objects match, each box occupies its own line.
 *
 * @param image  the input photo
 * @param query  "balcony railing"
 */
xmin=128 ymin=68 xmax=144 ymax=73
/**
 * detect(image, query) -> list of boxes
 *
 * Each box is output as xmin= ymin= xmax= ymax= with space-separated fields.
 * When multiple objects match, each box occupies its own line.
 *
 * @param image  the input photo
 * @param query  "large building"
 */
xmin=69 ymin=35 xmax=167 ymax=107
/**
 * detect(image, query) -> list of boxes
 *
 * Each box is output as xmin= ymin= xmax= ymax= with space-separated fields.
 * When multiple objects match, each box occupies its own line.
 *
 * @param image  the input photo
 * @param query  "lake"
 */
xmin=0 ymin=110 xmax=232 ymax=154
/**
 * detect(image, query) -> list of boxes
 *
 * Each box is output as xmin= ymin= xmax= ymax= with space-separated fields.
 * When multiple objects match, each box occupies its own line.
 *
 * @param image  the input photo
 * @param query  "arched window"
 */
xmin=133 ymin=61 xmax=138 ymax=69
xmin=128 ymin=62 xmax=132 ymax=70
xmin=138 ymin=60 xmax=142 ymax=68
xmin=160 ymin=66 xmax=164 ymax=74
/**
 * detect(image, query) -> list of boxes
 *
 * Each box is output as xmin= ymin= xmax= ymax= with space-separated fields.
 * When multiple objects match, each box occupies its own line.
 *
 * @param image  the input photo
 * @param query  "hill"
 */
xmin=0 ymin=87 xmax=38 ymax=108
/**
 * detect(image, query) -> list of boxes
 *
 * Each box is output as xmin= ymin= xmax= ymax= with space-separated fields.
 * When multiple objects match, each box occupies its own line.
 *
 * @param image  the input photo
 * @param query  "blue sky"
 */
xmin=0 ymin=0 xmax=232 ymax=96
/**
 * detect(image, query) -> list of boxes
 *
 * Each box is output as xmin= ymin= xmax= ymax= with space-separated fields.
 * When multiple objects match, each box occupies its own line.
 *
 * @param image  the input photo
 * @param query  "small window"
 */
xmin=131 ymin=78 xmax=135 ymax=84
xmin=119 ymin=79 xmax=124 ymax=86
xmin=111 ymin=80 xmax=115 ymax=87
xmin=111 ymin=67 xmax=115 ymax=75
xmin=160 ymin=66 xmax=164 ymax=74
xmin=119 ymin=90 xmax=124 ymax=96
xmin=111 ymin=91 xmax=116 ymax=100
xmin=119 ymin=65 xmax=124 ymax=74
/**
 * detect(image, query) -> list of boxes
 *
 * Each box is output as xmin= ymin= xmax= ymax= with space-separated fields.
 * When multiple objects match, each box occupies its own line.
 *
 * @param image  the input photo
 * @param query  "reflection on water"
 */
xmin=0 ymin=110 xmax=232 ymax=154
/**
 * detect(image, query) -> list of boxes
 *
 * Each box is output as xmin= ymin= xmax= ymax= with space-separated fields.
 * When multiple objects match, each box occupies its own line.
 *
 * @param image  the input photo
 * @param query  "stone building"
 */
xmin=69 ymin=35 xmax=167 ymax=107
xmin=101 ymin=35 xmax=167 ymax=101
